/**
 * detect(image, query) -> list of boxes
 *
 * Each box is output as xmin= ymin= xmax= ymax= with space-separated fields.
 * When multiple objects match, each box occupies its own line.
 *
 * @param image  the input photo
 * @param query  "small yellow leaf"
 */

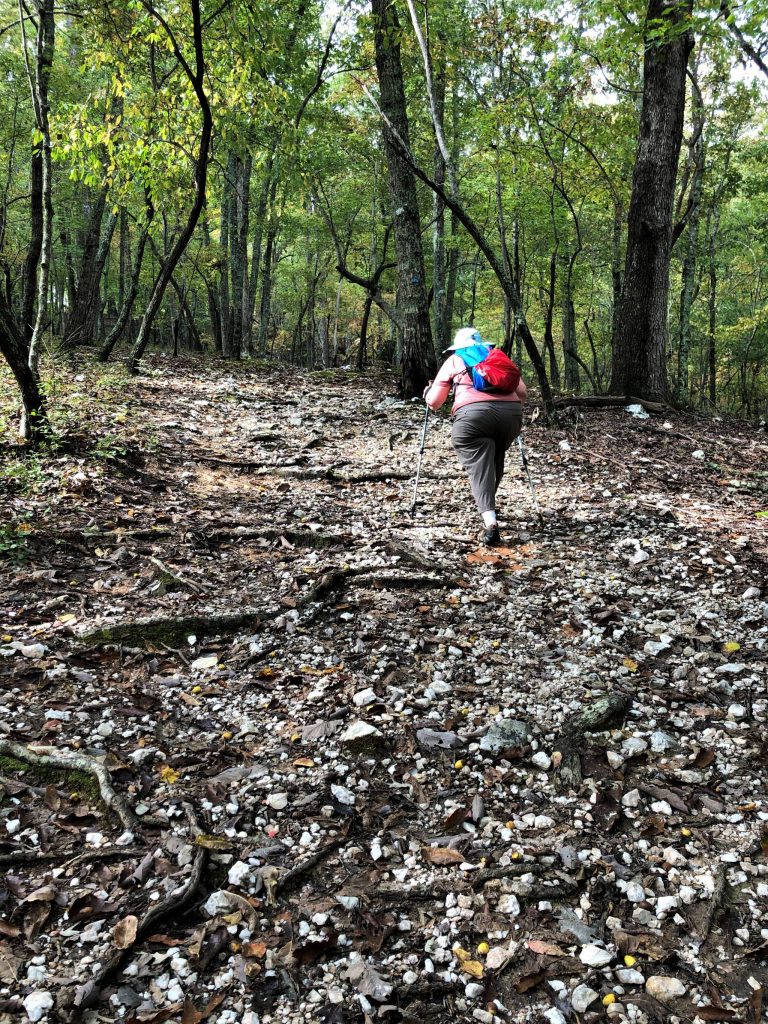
xmin=159 ymin=765 xmax=179 ymax=784
xmin=221 ymin=731 xmax=233 ymax=740
xmin=623 ymin=955 xmax=636 ymax=967
xmin=623 ymin=657 xmax=638 ymax=672
xmin=460 ymin=960 xmax=484 ymax=979
xmin=194 ymin=834 xmax=234 ymax=851
xmin=603 ymin=994 xmax=616 ymax=1005
xmin=723 ymin=641 xmax=740 ymax=653
xmin=453 ymin=946 xmax=471 ymax=962
xmin=58 ymin=613 xmax=77 ymax=623
xmin=454 ymin=759 xmax=464 ymax=770
xmin=1 ymin=635 xmax=12 ymax=642
xmin=293 ymin=757 xmax=314 ymax=767
xmin=291 ymin=732 xmax=301 ymax=742
xmin=191 ymin=685 xmax=202 ymax=694
xmin=681 ymin=827 xmax=692 ymax=837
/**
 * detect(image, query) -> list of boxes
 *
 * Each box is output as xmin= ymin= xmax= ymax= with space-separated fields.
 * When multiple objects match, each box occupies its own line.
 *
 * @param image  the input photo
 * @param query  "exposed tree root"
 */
xmin=77 ymin=567 xmax=449 ymax=646
xmin=553 ymin=692 xmax=632 ymax=792
xmin=72 ymin=843 xmax=208 ymax=1011
xmin=0 ymin=739 xmax=138 ymax=831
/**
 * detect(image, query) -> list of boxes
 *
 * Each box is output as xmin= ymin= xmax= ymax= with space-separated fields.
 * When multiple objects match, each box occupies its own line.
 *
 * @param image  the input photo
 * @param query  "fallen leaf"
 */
xmin=113 ymin=914 xmax=139 ymax=949
xmin=527 ymin=939 xmax=567 ymax=957
xmin=421 ymin=845 xmax=464 ymax=866
xmin=459 ymin=959 xmax=484 ymax=978
xmin=182 ymin=993 xmax=226 ymax=1024
xmin=194 ymin=834 xmax=234 ymax=851
xmin=514 ymin=969 xmax=546 ymax=993
xmin=242 ymin=941 xmax=267 ymax=958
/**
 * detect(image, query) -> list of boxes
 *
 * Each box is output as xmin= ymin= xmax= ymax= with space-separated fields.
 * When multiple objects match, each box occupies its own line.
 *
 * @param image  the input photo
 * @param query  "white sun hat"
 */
xmin=445 ymin=326 xmax=482 ymax=351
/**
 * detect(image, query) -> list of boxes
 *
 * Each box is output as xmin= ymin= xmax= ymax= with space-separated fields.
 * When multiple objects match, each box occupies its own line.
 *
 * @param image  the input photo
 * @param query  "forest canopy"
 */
xmin=1 ymin=0 xmax=767 ymax=437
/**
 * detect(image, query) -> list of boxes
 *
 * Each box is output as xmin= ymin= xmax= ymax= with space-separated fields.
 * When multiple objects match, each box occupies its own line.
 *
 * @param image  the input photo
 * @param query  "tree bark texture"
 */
xmin=676 ymin=83 xmax=704 ymax=406
xmin=20 ymin=151 xmax=42 ymax=343
xmin=611 ymin=0 xmax=694 ymax=401
xmin=372 ymin=0 xmax=435 ymax=396
xmin=126 ymin=0 xmax=212 ymax=374
xmin=64 ymin=191 xmax=116 ymax=348
xmin=0 ymin=288 xmax=47 ymax=439
xmin=98 ymin=196 xmax=154 ymax=361
xmin=22 ymin=0 xmax=55 ymax=375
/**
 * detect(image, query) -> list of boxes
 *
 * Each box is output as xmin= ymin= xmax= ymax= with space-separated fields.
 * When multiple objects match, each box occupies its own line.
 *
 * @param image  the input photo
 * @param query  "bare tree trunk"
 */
xmin=98 ymin=196 xmax=154 ymax=361
xmin=610 ymin=194 xmax=624 ymax=352
xmin=611 ymin=0 xmax=694 ymax=401
xmin=257 ymin=222 xmax=277 ymax=356
xmin=20 ymin=0 xmax=55 ymax=377
xmin=64 ymin=192 xmax=116 ymax=348
xmin=372 ymin=0 xmax=435 ymax=396
xmin=543 ymin=249 xmax=560 ymax=387
xmin=126 ymin=0 xmax=212 ymax=374
xmin=219 ymin=152 xmax=234 ymax=357
xmin=707 ymin=206 xmax=720 ymax=408
xmin=0 ymin=289 xmax=47 ymax=440
xmin=20 ymin=152 xmax=42 ymax=343
xmin=244 ymin=153 xmax=274 ymax=356
xmin=676 ymin=69 xmax=704 ymax=406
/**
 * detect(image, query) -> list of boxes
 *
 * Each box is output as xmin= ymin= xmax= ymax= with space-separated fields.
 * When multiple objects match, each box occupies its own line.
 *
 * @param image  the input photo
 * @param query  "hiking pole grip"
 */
xmin=410 ymin=405 xmax=430 ymax=516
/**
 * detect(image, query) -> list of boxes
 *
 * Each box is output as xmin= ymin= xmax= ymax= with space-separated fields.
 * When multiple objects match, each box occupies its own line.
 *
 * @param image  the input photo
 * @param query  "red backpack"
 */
xmin=457 ymin=343 xmax=521 ymax=394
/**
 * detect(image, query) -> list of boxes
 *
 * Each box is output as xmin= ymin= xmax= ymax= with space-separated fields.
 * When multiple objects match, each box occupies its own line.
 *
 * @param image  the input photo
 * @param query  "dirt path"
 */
xmin=1 ymin=359 xmax=766 ymax=1024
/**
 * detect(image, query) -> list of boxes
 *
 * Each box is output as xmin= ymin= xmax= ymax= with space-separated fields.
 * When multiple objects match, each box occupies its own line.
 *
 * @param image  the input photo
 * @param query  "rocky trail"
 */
xmin=0 ymin=359 xmax=767 ymax=1024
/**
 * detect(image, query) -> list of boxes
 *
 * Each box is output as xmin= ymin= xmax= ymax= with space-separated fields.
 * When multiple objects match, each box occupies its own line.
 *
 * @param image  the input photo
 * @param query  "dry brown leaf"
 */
xmin=182 ymin=992 xmax=226 ymax=1024
xmin=421 ymin=845 xmax=464 ymax=866
xmin=514 ymin=969 xmax=546 ymax=993
xmin=113 ymin=914 xmax=139 ymax=950
xmin=242 ymin=940 xmax=267 ymax=958
xmin=527 ymin=939 xmax=567 ymax=957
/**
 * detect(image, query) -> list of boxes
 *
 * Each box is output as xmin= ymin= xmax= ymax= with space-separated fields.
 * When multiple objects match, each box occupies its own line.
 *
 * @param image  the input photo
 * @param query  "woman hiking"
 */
xmin=424 ymin=327 xmax=526 ymax=546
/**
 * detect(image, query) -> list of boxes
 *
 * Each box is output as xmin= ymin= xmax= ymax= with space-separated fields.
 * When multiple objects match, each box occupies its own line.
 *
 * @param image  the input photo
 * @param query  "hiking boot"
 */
xmin=482 ymin=525 xmax=501 ymax=547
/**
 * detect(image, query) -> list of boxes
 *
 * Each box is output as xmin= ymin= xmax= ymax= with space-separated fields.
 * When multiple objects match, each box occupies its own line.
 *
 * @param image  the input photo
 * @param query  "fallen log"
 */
xmin=552 ymin=394 xmax=669 ymax=414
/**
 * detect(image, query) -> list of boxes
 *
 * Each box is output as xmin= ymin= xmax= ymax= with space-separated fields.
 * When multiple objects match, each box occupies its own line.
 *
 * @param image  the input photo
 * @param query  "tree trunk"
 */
xmin=227 ymin=153 xmax=250 ymax=359
xmin=543 ymin=249 xmax=560 ymax=388
xmin=126 ymin=0 xmax=212 ymax=374
xmin=20 ymin=151 xmax=42 ymax=343
xmin=676 ymin=72 xmax=704 ymax=406
xmin=219 ymin=152 xmax=235 ymax=357
xmin=244 ymin=153 xmax=274 ymax=356
xmin=238 ymin=155 xmax=252 ymax=358
xmin=63 ymin=188 xmax=115 ymax=348
xmin=97 ymin=201 xmax=154 ymax=361
xmin=0 ymin=289 xmax=47 ymax=440
xmin=562 ymin=279 xmax=580 ymax=391
xmin=358 ymin=291 xmax=373 ymax=370
xmin=372 ymin=0 xmax=435 ymax=396
xmin=610 ymin=194 xmax=624 ymax=351
xmin=611 ymin=0 xmax=694 ymax=401
xmin=431 ymin=49 xmax=447 ymax=362
xmin=707 ymin=206 xmax=719 ymax=408
xmin=22 ymin=0 xmax=55 ymax=375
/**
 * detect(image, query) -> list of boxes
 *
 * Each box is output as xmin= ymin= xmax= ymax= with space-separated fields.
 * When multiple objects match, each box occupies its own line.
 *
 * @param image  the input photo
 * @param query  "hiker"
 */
xmin=424 ymin=327 xmax=526 ymax=546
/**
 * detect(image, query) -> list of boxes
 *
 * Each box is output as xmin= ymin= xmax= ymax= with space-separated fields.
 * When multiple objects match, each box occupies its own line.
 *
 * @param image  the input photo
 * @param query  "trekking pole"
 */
xmin=517 ymin=435 xmax=543 ymax=525
xmin=410 ymin=405 xmax=430 ymax=517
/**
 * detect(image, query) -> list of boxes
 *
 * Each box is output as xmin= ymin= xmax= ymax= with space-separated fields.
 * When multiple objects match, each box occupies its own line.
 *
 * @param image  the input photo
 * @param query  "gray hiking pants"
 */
xmin=451 ymin=401 xmax=523 ymax=514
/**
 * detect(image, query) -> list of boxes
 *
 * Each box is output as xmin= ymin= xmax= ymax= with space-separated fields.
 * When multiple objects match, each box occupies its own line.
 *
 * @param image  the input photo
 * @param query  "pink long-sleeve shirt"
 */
xmin=424 ymin=353 xmax=527 ymax=413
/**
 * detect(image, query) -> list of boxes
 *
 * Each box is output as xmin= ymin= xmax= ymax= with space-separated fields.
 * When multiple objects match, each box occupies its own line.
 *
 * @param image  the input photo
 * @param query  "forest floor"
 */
xmin=0 ymin=357 xmax=767 ymax=1024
